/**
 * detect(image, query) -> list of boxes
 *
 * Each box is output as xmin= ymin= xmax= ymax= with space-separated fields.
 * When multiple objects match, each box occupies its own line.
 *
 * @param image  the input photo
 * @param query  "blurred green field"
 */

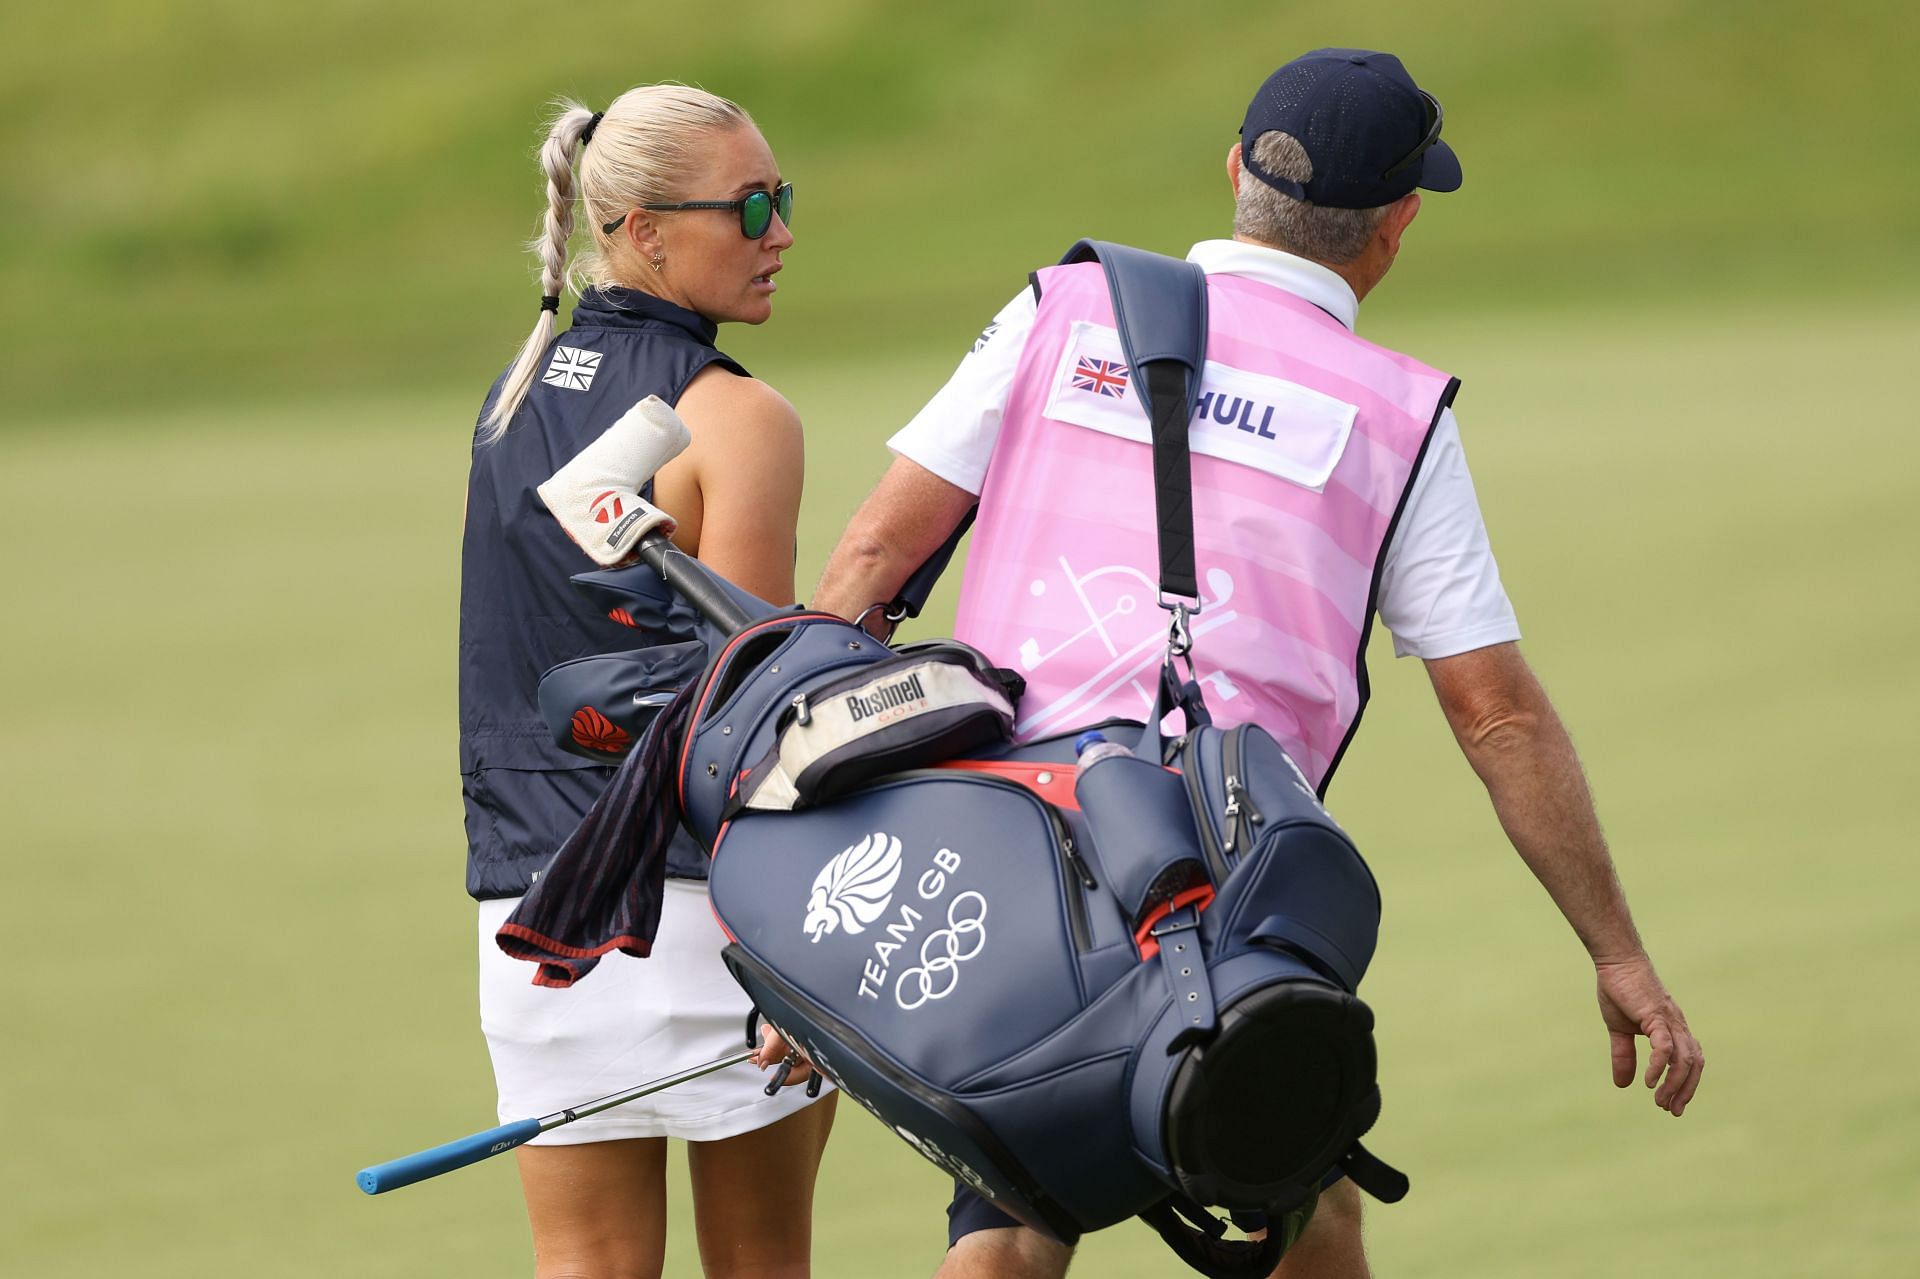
xmin=5 ymin=294 xmax=1917 ymax=1275
xmin=1 ymin=0 xmax=1916 ymax=420
xmin=4 ymin=0 xmax=1919 ymax=1274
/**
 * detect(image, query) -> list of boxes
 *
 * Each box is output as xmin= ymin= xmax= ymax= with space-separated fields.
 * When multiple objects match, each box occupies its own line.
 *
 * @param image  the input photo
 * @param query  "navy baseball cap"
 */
xmin=1240 ymin=49 xmax=1462 ymax=209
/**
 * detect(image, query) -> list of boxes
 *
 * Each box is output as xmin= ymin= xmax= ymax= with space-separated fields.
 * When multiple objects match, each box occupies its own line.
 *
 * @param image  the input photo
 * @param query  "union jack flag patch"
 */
xmin=1071 ymin=357 xmax=1129 ymax=398
xmin=542 ymin=345 xmax=601 ymax=392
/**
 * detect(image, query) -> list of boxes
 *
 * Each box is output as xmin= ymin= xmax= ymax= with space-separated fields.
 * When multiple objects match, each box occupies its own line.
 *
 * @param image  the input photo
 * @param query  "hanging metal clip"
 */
xmin=852 ymin=601 xmax=906 ymax=644
xmin=1165 ymin=601 xmax=1194 ymax=658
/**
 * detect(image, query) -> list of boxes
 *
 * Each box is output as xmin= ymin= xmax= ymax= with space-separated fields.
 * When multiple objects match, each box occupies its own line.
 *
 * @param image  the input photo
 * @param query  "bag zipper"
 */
xmin=772 ymin=647 xmax=980 ymax=735
xmin=1219 ymin=727 xmax=1264 ymax=862
xmin=883 ymin=769 xmax=1092 ymax=952
xmin=1052 ymin=810 xmax=1096 ymax=952
xmin=1178 ymin=734 xmax=1231 ymax=883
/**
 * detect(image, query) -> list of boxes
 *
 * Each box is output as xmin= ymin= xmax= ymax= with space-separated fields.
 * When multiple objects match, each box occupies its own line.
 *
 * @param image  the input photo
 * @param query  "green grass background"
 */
xmin=3 ymin=1 xmax=1917 ymax=1275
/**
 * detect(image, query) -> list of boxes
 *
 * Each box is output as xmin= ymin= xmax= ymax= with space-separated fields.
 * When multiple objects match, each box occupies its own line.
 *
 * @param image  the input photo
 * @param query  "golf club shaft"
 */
xmin=356 ymin=1050 xmax=756 ymax=1195
xmin=635 ymin=533 xmax=755 ymax=634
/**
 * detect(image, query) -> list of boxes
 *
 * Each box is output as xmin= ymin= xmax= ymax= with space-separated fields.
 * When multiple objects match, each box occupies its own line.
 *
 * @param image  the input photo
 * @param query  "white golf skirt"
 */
xmin=478 ymin=878 xmax=829 ymax=1143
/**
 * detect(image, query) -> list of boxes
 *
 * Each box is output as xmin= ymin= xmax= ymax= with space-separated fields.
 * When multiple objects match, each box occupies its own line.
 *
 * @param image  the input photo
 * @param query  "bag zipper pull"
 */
xmin=1222 ymin=775 xmax=1263 ymax=856
xmin=1063 ymin=832 xmax=1097 ymax=888
xmin=1234 ymin=775 xmax=1265 ymax=827
xmin=1223 ymin=781 xmax=1242 ymax=857
xmin=791 ymin=692 xmax=811 ymax=727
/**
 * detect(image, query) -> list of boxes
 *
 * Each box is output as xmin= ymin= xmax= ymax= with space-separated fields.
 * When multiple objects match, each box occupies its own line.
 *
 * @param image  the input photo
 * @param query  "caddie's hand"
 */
xmin=536 ymin=395 xmax=691 ymax=566
xmin=753 ymin=1023 xmax=817 ymax=1089
xmin=1595 ymin=953 xmax=1703 ymax=1116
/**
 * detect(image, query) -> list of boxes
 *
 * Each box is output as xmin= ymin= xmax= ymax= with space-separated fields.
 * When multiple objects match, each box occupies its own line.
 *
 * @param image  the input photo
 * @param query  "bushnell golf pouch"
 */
xmin=731 ymin=643 xmax=1023 ymax=814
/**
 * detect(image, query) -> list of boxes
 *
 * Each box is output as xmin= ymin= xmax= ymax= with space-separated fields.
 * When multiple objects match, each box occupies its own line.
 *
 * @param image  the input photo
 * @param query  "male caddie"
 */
xmin=814 ymin=48 xmax=1703 ymax=1278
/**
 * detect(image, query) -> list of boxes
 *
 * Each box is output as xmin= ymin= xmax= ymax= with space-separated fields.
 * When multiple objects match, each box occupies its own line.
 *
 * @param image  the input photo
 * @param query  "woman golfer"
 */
xmin=459 ymin=85 xmax=831 ymax=1277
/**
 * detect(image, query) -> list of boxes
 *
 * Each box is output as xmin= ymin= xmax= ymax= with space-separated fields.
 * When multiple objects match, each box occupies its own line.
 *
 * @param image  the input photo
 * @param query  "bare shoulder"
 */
xmin=676 ymin=366 xmax=803 ymax=444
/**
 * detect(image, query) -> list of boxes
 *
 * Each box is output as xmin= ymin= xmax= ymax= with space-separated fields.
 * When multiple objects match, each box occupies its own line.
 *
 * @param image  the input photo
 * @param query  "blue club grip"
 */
xmin=356 ymin=1117 xmax=544 ymax=1194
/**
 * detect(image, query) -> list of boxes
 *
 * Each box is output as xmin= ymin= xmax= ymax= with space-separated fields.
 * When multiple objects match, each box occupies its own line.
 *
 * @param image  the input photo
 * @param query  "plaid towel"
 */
xmin=495 ymin=684 xmax=697 ymax=987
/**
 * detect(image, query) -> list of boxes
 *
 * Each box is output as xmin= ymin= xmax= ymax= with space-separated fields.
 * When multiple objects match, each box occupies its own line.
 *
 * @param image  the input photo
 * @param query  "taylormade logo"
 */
xmin=845 ymin=673 xmax=927 ymax=723
xmin=604 ymin=506 xmax=649 ymax=548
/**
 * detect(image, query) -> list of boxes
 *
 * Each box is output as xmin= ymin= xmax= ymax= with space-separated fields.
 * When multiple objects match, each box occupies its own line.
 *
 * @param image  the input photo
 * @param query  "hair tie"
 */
xmin=580 ymin=111 xmax=604 ymax=147
xmin=540 ymin=295 xmax=560 ymax=313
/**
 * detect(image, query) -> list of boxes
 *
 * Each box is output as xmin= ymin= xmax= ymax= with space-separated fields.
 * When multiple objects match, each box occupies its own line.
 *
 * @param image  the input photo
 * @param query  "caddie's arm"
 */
xmin=813 ymin=455 xmax=976 ymax=627
xmin=1423 ymin=641 xmax=1705 ymax=1117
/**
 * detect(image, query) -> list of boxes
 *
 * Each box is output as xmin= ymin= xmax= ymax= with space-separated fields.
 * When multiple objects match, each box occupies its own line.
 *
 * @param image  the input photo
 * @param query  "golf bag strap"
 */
xmin=1154 ymin=904 xmax=1219 ymax=1048
xmin=1341 ymin=1139 xmax=1411 ymax=1204
xmin=1059 ymin=239 xmax=1209 ymax=604
xmin=1133 ymin=656 xmax=1213 ymax=764
xmin=882 ymin=504 xmax=977 ymax=624
xmin=1138 ymin=1197 xmax=1287 ymax=1279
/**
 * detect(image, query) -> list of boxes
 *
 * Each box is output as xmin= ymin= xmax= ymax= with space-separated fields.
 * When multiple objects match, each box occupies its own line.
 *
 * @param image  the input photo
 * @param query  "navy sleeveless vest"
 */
xmin=459 ymin=286 xmax=744 ymax=899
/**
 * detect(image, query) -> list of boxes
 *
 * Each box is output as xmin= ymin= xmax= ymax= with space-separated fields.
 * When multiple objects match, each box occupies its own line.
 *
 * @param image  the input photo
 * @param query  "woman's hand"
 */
xmin=753 ymin=1022 xmax=817 ymax=1089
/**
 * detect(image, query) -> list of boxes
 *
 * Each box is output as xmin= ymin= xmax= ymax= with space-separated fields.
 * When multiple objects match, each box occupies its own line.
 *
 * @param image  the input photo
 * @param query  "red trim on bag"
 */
xmin=676 ymin=612 xmax=845 ymax=813
xmin=710 ymin=897 xmax=738 ymax=945
xmin=1134 ymin=885 xmax=1217 ymax=962
xmin=935 ymin=758 xmax=1084 ymax=810
xmin=707 ymin=817 xmax=739 ymax=941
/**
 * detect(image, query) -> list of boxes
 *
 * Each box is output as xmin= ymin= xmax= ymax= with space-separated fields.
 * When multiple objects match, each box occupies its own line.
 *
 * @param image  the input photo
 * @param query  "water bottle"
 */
xmin=1074 ymin=730 xmax=1132 ymax=769
xmin=1074 ymin=730 xmax=1206 ymax=925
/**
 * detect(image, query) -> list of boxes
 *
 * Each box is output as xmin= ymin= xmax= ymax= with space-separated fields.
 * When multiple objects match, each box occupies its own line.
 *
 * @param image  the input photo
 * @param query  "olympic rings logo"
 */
xmin=894 ymin=891 xmax=989 ymax=1011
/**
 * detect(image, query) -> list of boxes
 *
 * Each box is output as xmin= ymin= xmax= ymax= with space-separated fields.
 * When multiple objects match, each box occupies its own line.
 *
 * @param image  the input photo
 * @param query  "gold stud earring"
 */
xmin=650 ymin=255 xmax=665 ymax=272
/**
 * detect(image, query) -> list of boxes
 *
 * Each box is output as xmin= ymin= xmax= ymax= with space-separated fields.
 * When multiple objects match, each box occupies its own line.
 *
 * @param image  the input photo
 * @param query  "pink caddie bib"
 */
xmin=954 ymin=260 xmax=1457 ymax=791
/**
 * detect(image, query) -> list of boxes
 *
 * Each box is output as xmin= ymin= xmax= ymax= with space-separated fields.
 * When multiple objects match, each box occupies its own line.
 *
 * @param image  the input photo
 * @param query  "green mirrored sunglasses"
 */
xmin=603 ymin=182 xmax=794 ymax=240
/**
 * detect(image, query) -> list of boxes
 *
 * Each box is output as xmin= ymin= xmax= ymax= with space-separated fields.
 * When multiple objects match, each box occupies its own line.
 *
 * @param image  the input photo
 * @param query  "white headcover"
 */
xmin=538 ymin=395 xmax=693 ymax=566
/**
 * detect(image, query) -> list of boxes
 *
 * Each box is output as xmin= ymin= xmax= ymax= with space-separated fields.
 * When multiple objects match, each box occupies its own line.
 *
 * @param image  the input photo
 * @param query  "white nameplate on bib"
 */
xmin=1041 ymin=321 xmax=1357 ymax=491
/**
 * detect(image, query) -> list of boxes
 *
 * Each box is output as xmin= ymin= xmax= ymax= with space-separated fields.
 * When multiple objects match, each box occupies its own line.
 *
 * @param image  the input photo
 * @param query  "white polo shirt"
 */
xmin=887 ymin=239 xmax=1520 ymax=660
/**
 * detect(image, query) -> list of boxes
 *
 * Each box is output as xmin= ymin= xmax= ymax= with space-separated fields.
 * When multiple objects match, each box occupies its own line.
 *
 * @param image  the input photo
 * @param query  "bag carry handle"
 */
xmin=1130 ymin=655 xmax=1212 ymax=763
xmin=1138 ymin=1196 xmax=1290 ymax=1279
xmin=872 ymin=243 xmax=1205 ymax=643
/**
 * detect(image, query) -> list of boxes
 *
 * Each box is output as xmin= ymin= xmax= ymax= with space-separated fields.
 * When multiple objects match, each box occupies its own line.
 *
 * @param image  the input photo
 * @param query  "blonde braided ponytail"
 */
xmin=480 ymin=103 xmax=597 ymax=441
xmin=481 ymin=87 xmax=753 ymax=442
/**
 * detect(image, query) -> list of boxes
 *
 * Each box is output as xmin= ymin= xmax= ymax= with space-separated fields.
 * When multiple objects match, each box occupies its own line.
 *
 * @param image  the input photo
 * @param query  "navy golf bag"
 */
xmin=536 ymin=243 xmax=1407 ymax=1276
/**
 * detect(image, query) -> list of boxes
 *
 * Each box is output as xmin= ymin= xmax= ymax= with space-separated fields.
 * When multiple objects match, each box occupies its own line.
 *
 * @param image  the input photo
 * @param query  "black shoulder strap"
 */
xmin=883 ymin=242 xmax=1207 ymax=626
xmin=884 ymin=505 xmax=975 ymax=624
xmin=1059 ymin=239 xmax=1209 ymax=602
